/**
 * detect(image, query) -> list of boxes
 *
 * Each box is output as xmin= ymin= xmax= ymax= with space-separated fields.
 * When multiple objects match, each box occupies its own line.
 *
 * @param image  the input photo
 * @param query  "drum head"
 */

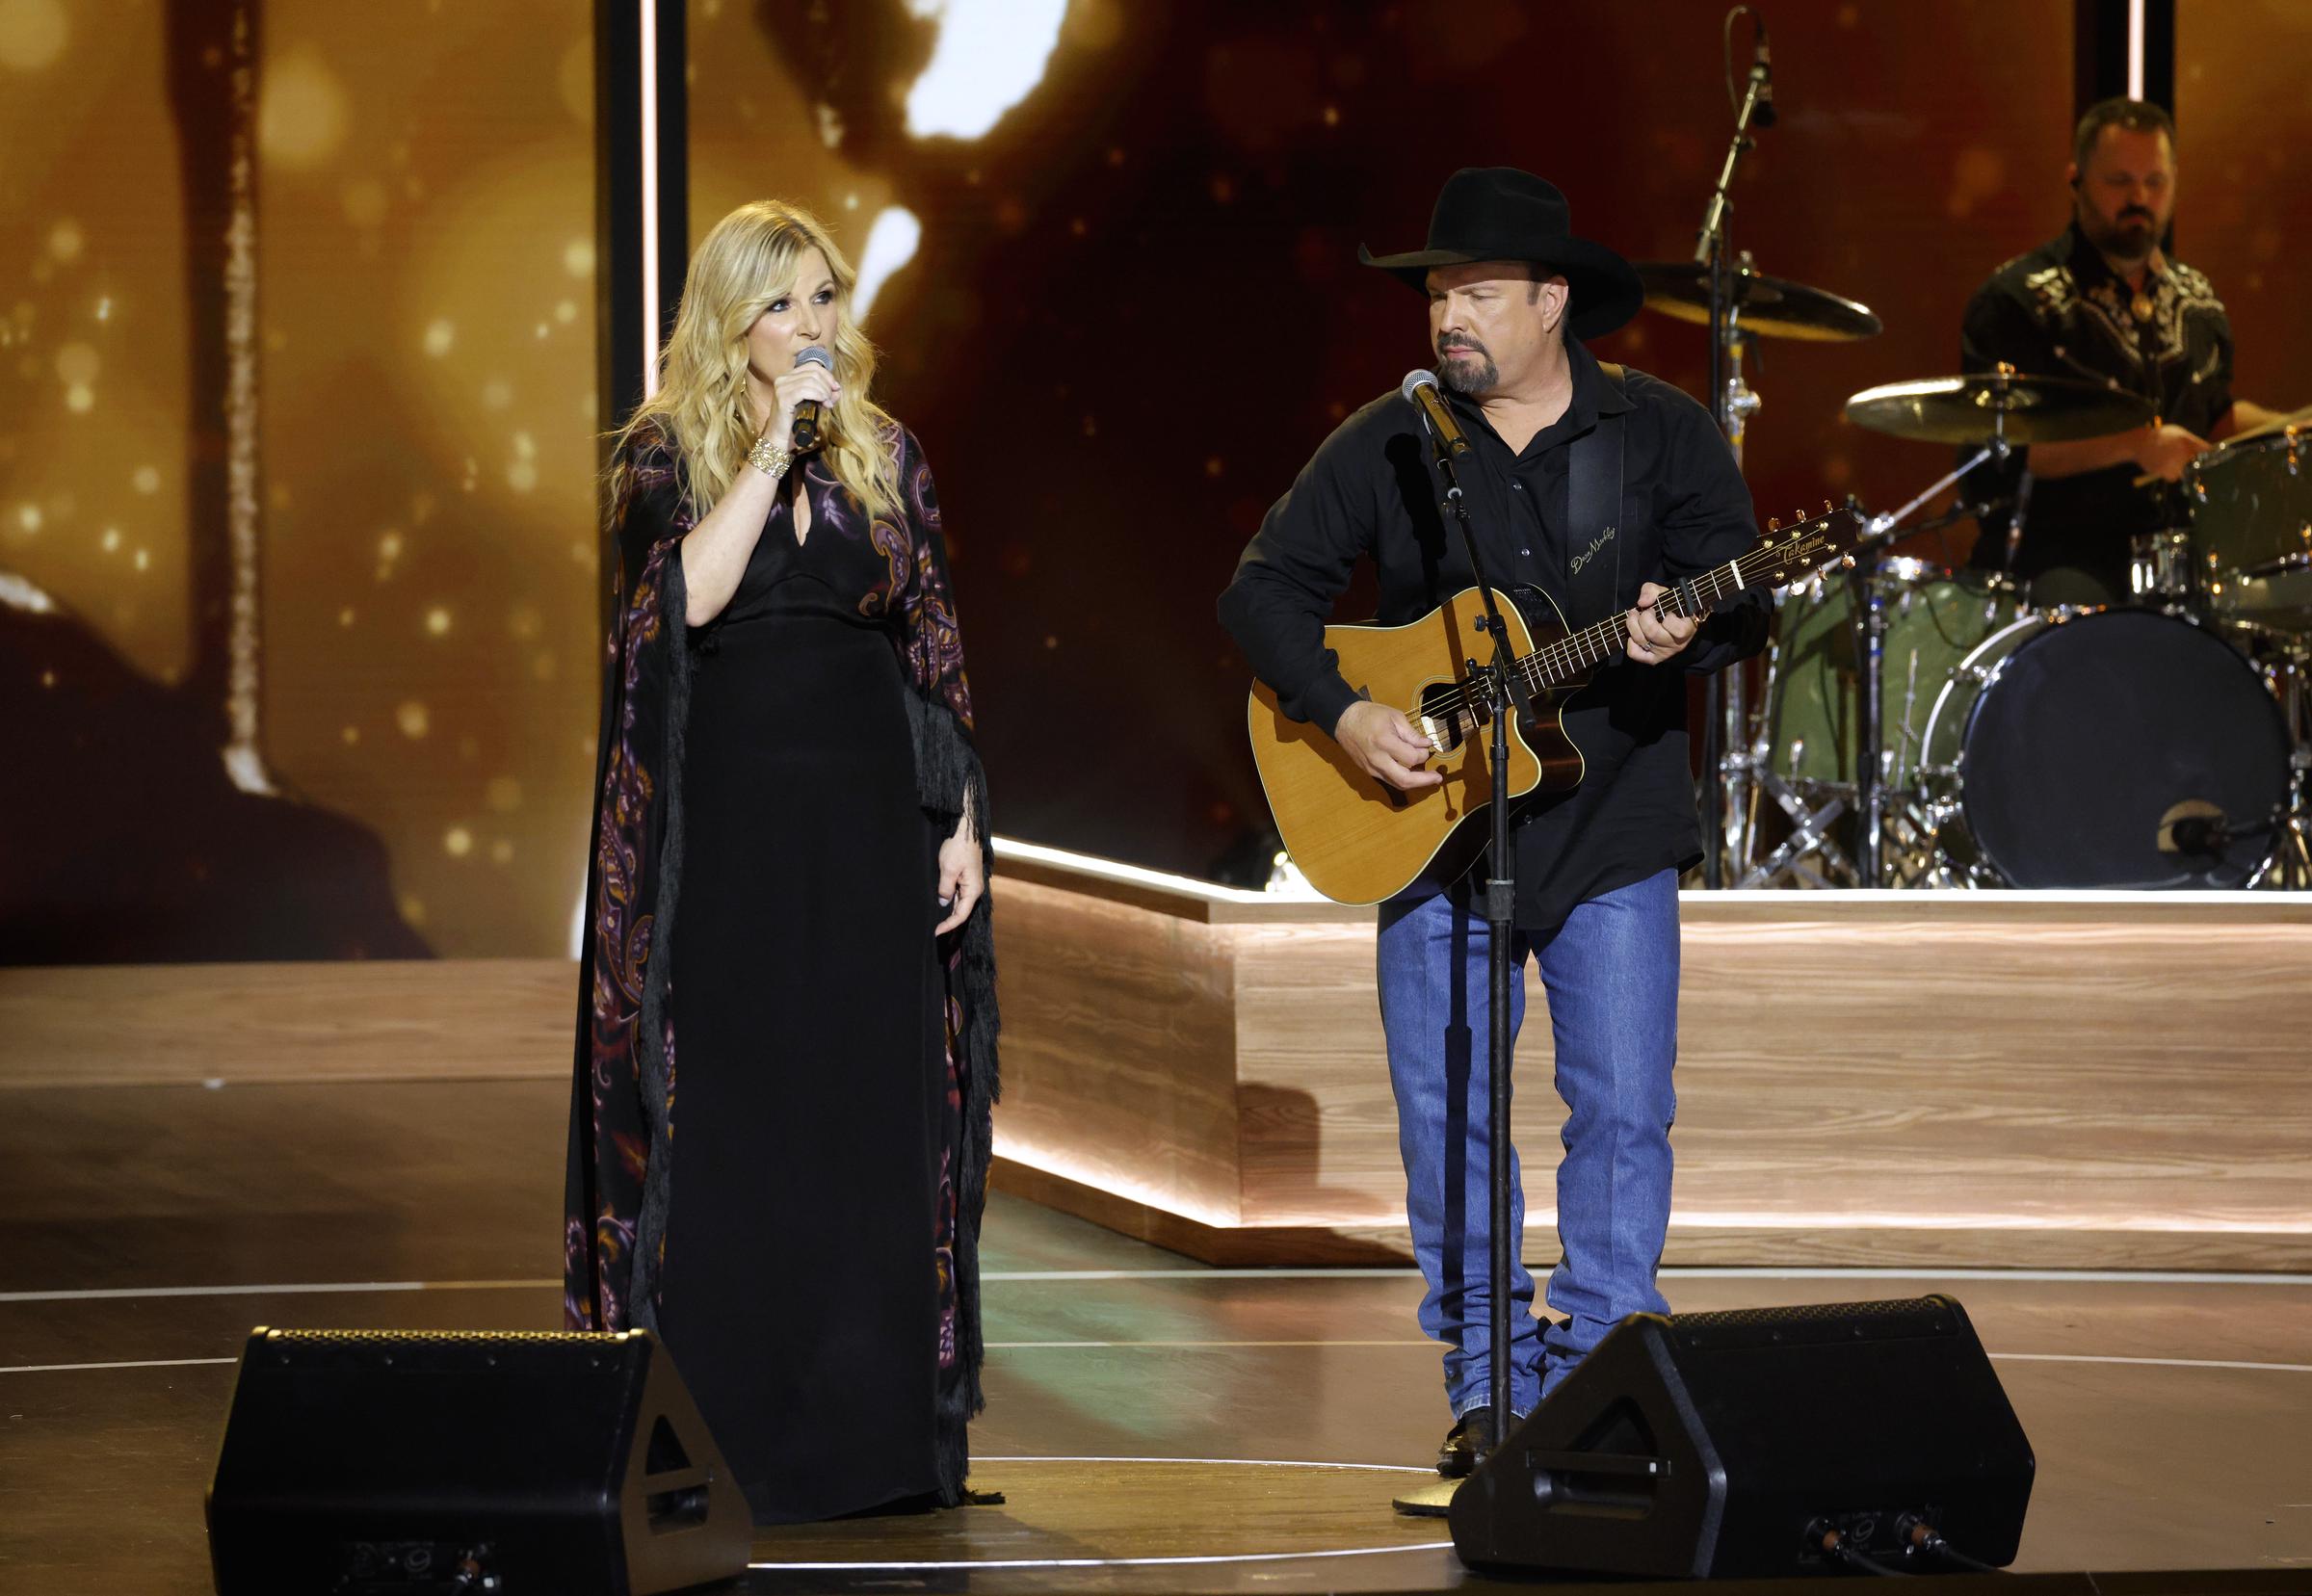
xmin=1959 ymin=610 xmax=2291 ymax=888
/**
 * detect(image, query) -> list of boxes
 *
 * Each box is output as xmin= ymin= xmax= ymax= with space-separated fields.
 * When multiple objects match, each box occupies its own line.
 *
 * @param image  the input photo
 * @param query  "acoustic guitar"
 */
xmin=1247 ymin=504 xmax=1866 ymax=904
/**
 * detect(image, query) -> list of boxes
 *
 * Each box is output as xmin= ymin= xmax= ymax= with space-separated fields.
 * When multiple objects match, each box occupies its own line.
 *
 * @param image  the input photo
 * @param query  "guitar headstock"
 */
xmin=1743 ymin=499 xmax=1869 ymax=590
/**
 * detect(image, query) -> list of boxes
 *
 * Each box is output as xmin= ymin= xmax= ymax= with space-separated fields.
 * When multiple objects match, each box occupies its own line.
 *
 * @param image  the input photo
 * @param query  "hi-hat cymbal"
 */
xmin=1632 ymin=261 xmax=1883 ymax=342
xmin=1844 ymin=371 xmax=2156 ymax=445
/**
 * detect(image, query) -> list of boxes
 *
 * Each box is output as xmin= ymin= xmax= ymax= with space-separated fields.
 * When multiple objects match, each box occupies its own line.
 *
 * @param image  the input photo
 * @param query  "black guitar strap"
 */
xmin=1563 ymin=360 xmax=1629 ymax=628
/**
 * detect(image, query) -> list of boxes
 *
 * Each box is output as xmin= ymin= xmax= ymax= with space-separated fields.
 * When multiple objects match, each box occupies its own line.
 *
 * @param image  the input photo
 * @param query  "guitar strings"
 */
xmin=1410 ymin=532 xmax=1835 ymax=751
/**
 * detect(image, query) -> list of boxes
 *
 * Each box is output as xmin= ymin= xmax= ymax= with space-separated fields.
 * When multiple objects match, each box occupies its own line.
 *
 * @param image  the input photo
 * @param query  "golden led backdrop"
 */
xmin=3 ymin=4 xmax=194 ymax=683
xmin=4 ymin=3 xmax=600 ymax=959
xmin=0 ymin=0 xmax=1098 ymax=963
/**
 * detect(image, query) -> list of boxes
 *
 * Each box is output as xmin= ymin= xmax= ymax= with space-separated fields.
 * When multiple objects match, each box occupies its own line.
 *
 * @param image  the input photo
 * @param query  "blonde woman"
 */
xmin=564 ymin=200 xmax=998 ymax=1523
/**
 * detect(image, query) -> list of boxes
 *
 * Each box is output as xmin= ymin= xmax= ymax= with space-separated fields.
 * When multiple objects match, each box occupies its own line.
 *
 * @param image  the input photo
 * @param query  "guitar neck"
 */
xmin=1516 ymin=561 xmax=1747 ymax=691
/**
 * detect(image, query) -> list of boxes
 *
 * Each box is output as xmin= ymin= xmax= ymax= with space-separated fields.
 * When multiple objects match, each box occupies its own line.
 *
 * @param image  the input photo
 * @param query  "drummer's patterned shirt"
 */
xmin=1961 ymin=222 xmax=2234 ymax=595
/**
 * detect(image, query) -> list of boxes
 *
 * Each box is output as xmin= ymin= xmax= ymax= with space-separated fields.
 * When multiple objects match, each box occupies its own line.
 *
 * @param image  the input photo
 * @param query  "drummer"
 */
xmin=1959 ymin=97 xmax=2290 ymax=606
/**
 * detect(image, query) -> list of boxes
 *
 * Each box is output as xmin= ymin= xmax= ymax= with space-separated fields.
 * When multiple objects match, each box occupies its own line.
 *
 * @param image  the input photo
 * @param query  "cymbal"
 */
xmin=1632 ymin=261 xmax=1883 ymax=342
xmin=1843 ymin=371 xmax=2156 ymax=445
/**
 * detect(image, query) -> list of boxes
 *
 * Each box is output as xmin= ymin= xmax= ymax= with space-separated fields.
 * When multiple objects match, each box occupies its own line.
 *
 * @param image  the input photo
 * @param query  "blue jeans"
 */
xmin=1376 ymin=868 xmax=1679 ymax=1416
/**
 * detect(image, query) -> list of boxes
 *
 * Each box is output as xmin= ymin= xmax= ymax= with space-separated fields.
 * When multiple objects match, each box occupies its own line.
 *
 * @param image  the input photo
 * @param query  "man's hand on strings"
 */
xmin=1627 ymin=582 xmax=1705 ymax=666
xmin=1334 ymin=700 xmax=1444 ymax=792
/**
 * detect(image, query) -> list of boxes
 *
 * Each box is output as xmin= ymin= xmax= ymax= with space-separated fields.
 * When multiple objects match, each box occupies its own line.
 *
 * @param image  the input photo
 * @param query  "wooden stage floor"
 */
xmin=5 ymin=1075 xmax=2311 ymax=1593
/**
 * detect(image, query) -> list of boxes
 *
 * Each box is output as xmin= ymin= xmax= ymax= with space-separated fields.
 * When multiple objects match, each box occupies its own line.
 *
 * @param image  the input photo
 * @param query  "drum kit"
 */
xmin=1633 ymin=261 xmax=2312 ymax=892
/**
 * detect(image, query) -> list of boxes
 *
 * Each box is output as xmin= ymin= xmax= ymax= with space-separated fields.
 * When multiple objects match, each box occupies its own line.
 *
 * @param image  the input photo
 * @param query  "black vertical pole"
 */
xmin=592 ymin=0 xmax=687 ymax=638
xmin=2073 ymin=0 xmax=2176 ymax=116
xmin=594 ymin=0 xmax=689 ymax=448
xmin=2142 ymin=0 xmax=2175 ymax=116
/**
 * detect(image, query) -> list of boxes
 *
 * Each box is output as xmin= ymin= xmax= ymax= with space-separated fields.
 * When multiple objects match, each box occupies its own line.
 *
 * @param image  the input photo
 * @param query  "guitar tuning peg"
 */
xmin=1767 ymin=515 xmax=1780 ymax=531
xmin=1841 ymin=554 xmax=1856 ymax=568
xmin=1822 ymin=499 xmax=1833 ymax=514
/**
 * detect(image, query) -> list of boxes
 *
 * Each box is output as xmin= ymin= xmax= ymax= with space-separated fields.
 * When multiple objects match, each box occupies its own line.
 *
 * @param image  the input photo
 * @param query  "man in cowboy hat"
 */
xmin=1220 ymin=167 xmax=1768 ymax=1476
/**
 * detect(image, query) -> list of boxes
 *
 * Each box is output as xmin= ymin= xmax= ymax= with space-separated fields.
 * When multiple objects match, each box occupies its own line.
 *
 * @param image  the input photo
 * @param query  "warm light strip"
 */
xmin=992 ymin=1133 xmax=1241 ymax=1230
xmin=1696 ymin=887 xmax=2312 ymax=907
xmin=994 ymin=1140 xmax=2312 ymax=1240
xmin=2128 ymin=0 xmax=2146 ymax=99
xmin=991 ymin=837 xmax=1289 ymax=904
xmin=988 ymin=839 xmax=2312 ymax=912
xmin=638 ymin=0 xmax=661 ymax=401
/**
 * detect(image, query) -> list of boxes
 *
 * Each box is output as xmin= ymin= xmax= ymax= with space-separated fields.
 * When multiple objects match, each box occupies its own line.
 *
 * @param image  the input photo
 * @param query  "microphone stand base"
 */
xmin=1392 ymin=1476 xmax=1465 ymax=1518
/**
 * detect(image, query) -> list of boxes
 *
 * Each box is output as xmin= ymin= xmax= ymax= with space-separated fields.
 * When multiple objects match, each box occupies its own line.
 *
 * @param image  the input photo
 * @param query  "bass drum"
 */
xmin=1918 ymin=608 xmax=2291 ymax=888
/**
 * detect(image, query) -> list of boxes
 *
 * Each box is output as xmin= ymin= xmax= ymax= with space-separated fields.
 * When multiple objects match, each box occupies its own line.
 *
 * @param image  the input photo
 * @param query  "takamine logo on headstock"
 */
xmin=1751 ymin=501 xmax=1864 ymax=589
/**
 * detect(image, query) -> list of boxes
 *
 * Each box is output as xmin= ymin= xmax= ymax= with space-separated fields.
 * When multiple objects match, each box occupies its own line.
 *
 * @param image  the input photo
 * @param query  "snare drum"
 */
xmin=1917 ymin=607 xmax=2290 ymax=887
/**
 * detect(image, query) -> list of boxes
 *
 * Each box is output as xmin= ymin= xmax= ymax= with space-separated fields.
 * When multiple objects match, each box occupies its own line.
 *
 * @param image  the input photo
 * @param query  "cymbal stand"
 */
xmin=1852 ymin=425 xmax=2011 ymax=885
xmin=1717 ymin=312 xmax=1769 ymax=876
xmin=1694 ymin=15 xmax=1773 ymax=887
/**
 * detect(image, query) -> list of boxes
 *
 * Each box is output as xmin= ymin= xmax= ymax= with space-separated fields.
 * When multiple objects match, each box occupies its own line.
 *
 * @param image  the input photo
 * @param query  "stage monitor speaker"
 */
xmin=207 ymin=1326 xmax=751 ymax=1596
xmin=1449 ymin=1295 xmax=2034 ymax=1580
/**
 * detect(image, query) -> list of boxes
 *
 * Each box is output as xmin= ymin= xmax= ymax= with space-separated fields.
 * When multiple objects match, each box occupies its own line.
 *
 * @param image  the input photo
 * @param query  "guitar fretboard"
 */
xmin=1416 ymin=512 xmax=1850 ymax=747
xmin=1518 ymin=561 xmax=1743 ymax=689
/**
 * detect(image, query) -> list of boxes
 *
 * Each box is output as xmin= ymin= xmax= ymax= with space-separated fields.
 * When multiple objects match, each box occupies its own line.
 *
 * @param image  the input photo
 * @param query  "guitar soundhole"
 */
xmin=1417 ymin=680 xmax=1484 ymax=754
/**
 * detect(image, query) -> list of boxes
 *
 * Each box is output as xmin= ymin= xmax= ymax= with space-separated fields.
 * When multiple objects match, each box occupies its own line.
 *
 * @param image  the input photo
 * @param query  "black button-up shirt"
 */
xmin=1219 ymin=339 xmax=1767 ymax=930
xmin=1961 ymin=222 xmax=2234 ymax=592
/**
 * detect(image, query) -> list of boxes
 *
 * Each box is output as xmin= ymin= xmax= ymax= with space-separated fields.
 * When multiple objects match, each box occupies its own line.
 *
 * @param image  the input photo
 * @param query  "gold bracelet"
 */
xmin=746 ymin=435 xmax=792 ymax=478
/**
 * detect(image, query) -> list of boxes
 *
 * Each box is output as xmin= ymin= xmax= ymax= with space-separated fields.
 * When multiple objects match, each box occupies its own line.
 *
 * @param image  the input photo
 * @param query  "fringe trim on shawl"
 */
xmin=908 ymin=689 xmax=1001 ymax=1506
xmin=627 ymin=551 xmax=692 ymax=1335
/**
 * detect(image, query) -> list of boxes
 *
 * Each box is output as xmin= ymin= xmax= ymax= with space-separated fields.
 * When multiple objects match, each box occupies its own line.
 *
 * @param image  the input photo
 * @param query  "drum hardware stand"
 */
xmin=1736 ymin=577 xmax=1876 ymax=889
xmin=1734 ymin=603 xmax=1863 ymax=889
xmin=2248 ymin=642 xmax=2312 ymax=889
xmin=1738 ymin=780 xmax=1854 ymax=888
xmin=1717 ymin=306 xmax=1767 ymax=881
xmin=1850 ymin=419 xmax=2017 ymax=886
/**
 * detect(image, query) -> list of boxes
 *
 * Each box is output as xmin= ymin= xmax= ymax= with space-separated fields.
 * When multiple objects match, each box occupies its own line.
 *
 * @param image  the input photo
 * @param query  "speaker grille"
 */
xmin=260 ymin=1329 xmax=638 ymax=1347
xmin=249 ymin=1327 xmax=650 ymax=1372
xmin=1667 ymin=1295 xmax=1960 ymax=1350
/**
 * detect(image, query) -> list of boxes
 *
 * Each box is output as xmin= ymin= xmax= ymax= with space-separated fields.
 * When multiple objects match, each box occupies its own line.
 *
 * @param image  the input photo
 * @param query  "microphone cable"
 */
xmin=1806 ymin=1521 xmax=1910 ymax=1579
xmin=1898 ymin=1513 xmax=2007 ymax=1575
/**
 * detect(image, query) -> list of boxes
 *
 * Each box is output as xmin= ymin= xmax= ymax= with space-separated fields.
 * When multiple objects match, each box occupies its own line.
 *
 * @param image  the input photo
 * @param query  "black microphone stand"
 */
xmin=1413 ymin=403 xmax=1529 ymax=1464
xmin=1692 ymin=9 xmax=1773 ymax=887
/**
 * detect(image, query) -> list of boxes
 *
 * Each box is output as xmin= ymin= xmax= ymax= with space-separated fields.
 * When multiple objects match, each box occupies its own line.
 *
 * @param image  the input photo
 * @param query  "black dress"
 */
xmin=563 ymin=424 xmax=998 ymax=1528
xmin=660 ymin=484 xmax=949 ymax=1522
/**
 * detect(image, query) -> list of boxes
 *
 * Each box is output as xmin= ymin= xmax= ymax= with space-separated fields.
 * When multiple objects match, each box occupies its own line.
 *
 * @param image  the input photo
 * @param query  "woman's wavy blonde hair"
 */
xmin=610 ymin=199 xmax=901 ymax=525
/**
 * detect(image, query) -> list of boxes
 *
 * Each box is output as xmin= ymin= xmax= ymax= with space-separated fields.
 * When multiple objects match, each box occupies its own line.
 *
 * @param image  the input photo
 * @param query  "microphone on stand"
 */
xmin=790 ymin=345 xmax=833 ymax=453
xmin=1401 ymin=368 xmax=1472 ymax=461
xmin=1749 ymin=14 xmax=1776 ymax=129
xmin=2156 ymin=799 xmax=2273 ymax=857
xmin=1693 ymin=8 xmax=1778 ymax=263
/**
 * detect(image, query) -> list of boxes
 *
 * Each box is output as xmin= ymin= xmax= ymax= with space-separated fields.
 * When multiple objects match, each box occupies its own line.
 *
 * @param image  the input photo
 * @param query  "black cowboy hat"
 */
xmin=1359 ymin=167 xmax=1644 ymax=341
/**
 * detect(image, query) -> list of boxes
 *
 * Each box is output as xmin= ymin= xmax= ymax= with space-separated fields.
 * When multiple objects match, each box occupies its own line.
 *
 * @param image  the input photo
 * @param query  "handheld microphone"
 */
xmin=790 ymin=345 xmax=833 ymax=453
xmin=1401 ymin=368 xmax=1472 ymax=461
xmin=1750 ymin=15 xmax=1776 ymax=129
